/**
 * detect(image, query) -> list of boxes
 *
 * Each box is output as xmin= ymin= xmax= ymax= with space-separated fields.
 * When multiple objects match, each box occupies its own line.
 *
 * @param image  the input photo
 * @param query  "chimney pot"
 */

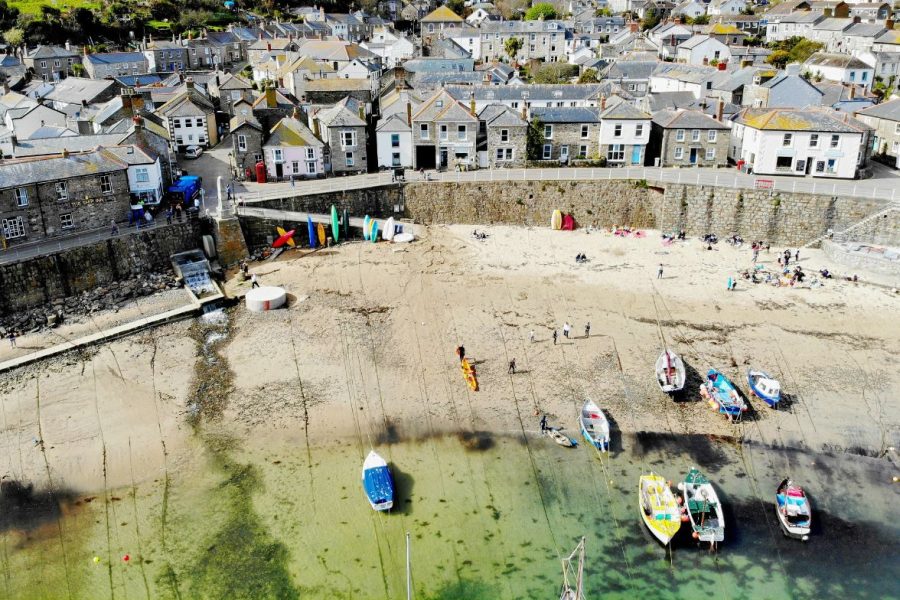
xmin=601 ymin=95 xmax=607 ymax=110
xmin=62 ymin=148 xmax=69 ymax=158
xmin=715 ymin=98 xmax=724 ymax=122
xmin=406 ymin=102 xmax=412 ymax=127
xmin=848 ymin=84 xmax=856 ymax=100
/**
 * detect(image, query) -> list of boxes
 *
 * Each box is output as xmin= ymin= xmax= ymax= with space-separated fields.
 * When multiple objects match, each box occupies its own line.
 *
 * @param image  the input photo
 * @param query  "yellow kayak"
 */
xmin=639 ymin=474 xmax=682 ymax=545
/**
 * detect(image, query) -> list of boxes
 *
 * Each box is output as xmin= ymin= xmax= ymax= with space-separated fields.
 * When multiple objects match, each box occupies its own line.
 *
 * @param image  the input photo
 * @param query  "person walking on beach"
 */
xmin=563 ymin=322 xmax=571 ymax=339
xmin=250 ymin=273 xmax=260 ymax=288
xmin=794 ymin=249 xmax=800 ymax=262
xmin=457 ymin=345 xmax=465 ymax=362
xmin=508 ymin=359 xmax=516 ymax=374
xmin=752 ymin=247 xmax=759 ymax=263
xmin=8 ymin=331 xmax=16 ymax=348
xmin=552 ymin=330 xmax=558 ymax=345
xmin=540 ymin=414 xmax=548 ymax=433
xmin=529 ymin=330 xmax=535 ymax=344
xmin=657 ymin=264 xmax=664 ymax=279
xmin=584 ymin=322 xmax=591 ymax=338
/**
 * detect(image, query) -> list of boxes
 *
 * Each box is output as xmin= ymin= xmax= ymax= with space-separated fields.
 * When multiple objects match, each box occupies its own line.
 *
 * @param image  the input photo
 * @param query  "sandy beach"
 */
xmin=1 ymin=224 xmax=898 ymax=599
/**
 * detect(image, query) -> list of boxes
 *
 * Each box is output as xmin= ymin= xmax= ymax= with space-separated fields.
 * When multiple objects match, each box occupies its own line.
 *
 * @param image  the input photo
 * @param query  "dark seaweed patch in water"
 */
xmin=629 ymin=431 xmax=733 ymax=472
xmin=456 ymin=431 xmax=495 ymax=452
xmin=374 ymin=418 xmax=400 ymax=445
xmin=182 ymin=461 xmax=299 ymax=600
xmin=723 ymin=496 xmax=900 ymax=599
xmin=422 ymin=578 xmax=499 ymax=599
xmin=0 ymin=480 xmax=78 ymax=532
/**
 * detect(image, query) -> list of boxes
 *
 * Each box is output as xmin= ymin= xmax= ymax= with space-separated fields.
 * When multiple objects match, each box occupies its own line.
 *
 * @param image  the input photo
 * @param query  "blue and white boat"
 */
xmin=775 ymin=478 xmax=811 ymax=541
xmin=579 ymin=400 xmax=610 ymax=453
xmin=748 ymin=369 xmax=781 ymax=408
xmin=362 ymin=450 xmax=394 ymax=511
xmin=701 ymin=370 xmax=747 ymax=420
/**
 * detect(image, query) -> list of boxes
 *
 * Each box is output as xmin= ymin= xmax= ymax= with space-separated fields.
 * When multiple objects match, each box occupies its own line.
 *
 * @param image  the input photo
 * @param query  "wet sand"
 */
xmin=1 ymin=225 xmax=898 ymax=599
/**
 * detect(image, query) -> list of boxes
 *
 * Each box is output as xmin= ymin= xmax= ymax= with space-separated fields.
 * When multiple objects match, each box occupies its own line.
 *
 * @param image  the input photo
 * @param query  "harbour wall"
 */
xmin=0 ymin=220 xmax=203 ymax=313
xmin=239 ymin=179 xmax=896 ymax=249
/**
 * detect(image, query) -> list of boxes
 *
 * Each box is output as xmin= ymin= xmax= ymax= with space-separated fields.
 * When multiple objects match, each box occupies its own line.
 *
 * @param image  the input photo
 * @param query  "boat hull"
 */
xmin=775 ymin=479 xmax=811 ymax=541
xmin=362 ymin=451 xmax=394 ymax=512
xmin=639 ymin=475 xmax=681 ymax=545
xmin=656 ymin=350 xmax=686 ymax=394
xmin=748 ymin=370 xmax=780 ymax=408
xmin=579 ymin=400 xmax=609 ymax=452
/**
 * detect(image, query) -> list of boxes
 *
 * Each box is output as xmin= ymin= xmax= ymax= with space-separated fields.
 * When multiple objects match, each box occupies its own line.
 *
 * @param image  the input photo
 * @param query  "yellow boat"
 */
xmin=639 ymin=474 xmax=682 ymax=545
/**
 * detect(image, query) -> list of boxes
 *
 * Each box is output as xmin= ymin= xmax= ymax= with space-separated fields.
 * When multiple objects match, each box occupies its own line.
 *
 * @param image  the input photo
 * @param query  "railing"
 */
xmin=235 ymin=167 xmax=900 ymax=204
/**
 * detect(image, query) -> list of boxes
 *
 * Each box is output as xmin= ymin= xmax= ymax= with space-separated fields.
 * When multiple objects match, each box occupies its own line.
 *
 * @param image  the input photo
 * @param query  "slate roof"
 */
xmin=115 ymin=75 xmax=163 ymax=86
xmin=44 ymin=77 xmax=118 ymax=104
xmin=645 ymin=91 xmax=698 ymax=112
xmin=652 ymin=108 xmax=730 ymax=129
xmin=412 ymin=89 xmax=478 ymax=123
xmin=855 ymin=97 xmax=900 ymax=122
xmin=86 ymin=52 xmax=146 ymax=65
xmin=678 ymin=35 xmax=720 ymax=50
xmin=445 ymin=84 xmax=603 ymax=103
xmin=600 ymin=103 xmax=651 ymax=120
xmin=804 ymin=52 xmax=871 ymax=70
xmin=264 ymin=117 xmax=323 ymax=147
xmin=302 ymin=78 xmax=372 ymax=92
xmin=314 ymin=96 xmax=366 ymax=128
xmin=156 ymin=86 xmax=215 ymax=118
xmin=229 ymin=113 xmax=263 ymax=131
xmin=295 ymin=40 xmax=376 ymax=61
xmin=479 ymin=104 xmax=527 ymax=127
xmin=812 ymin=18 xmax=853 ymax=31
xmin=652 ymin=63 xmax=717 ymax=83
xmin=402 ymin=58 xmax=475 ymax=73
xmin=844 ymin=23 xmax=888 ymax=38
xmin=25 ymin=45 xmax=78 ymax=59
xmin=530 ymin=106 xmax=600 ymax=124
xmin=760 ymin=73 xmax=825 ymax=97
xmin=479 ymin=20 xmax=569 ymax=34
xmin=0 ymin=147 xmax=128 ymax=189
xmin=376 ymin=113 xmax=411 ymax=132
xmin=105 ymin=145 xmax=156 ymax=166
xmin=874 ymin=30 xmax=900 ymax=45
xmin=603 ymin=60 xmax=660 ymax=80
xmin=735 ymin=108 xmax=872 ymax=133
xmin=219 ymin=73 xmax=253 ymax=90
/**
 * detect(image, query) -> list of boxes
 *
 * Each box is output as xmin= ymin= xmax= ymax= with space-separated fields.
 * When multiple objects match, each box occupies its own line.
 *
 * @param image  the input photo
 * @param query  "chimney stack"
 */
xmin=62 ymin=148 xmax=69 ymax=158
xmin=292 ymin=106 xmax=300 ymax=120
xmin=132 ymin=115 xmax=143 ymax=129
xmin=265 ymin=87 xmax=276 ymax=107
xmin=358 ymin=104 xmax=365 ymax=121
xmin=886 ymin=19 xmax=895 ymax=30
xmin=601 ymin=95 xmax=607 ymax=110
xmin=185 ymin=76 xmax=195 ymax=89
xmin=848 ymin=84 xmax=856 ymax=100
xmin=313 ymin=117 xmax=321 ymax=139
xmin=469 ymin=96 xmax=476 ymax=116
xmin=406 ymin=101 xmax=412 ymax=127
xmin=629 ymin=21 xmax=639 ymax=33
xmin=715 ymin=97 xmax=724 ymax=122
xmin=267 ymin=42 xmax=272 ymax=51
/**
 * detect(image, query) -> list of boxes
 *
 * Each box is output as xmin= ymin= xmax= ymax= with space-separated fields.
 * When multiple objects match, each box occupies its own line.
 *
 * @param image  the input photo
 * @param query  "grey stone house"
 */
xmin=23 ymin=45 xmax=81 ymax=81
xmin=647 ymin=108 xmax=731 ymax=167
xmin=530 ymin=106 xmax=602 ymax=163
xmin=308 ymin=96 xmax=369 ymax=175
xmin=0 ymin=148 xmax=130 ymax=247
xmin=854 ymin=98 xmax=900 ymax=168
xmin=411 ymin=88 xmax=479 ymax=170
xmin=142 ymin=40 xmax=188 ymax=73
xmin=230 ymin=113 xmax=264 ymax=178
xmin=479 ymin=104 xmax=527 ymax=168
xmin=83 ymin=52 xmax=150 ymax=80
xmin=210 ymin=73 xmax=255 ymax=116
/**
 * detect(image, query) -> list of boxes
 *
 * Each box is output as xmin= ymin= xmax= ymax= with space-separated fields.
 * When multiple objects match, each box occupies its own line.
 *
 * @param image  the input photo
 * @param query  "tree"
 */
xmin=446 ymin=0 xmax=465 ymax=16
xmin=595 ymin=8 xmax=612 ymax=17
xmin=787 ymin=39 xmax=823 ymax=64
xmin=533 ymin=62 xmax=579 ymax=83
xmin=766 ymin=50 xmax=790 ymax=69
xmin=71 ymin=62 xmax=85 ymax=76
xmin=577 ymin=68 xmax=599 ymax=84
xmin=525 ymin=2 xmax=557 ymax=20
xmin=526 ymin=118 xmax=545 ymax=160
xmin=641 ymin=8 xmax=660 ymax=31
xmin=0 ymin=0 xmax=19 ymax=33
xmin=687 ymin=14 xmax=709 ymax=25
xmin=505 ymin=37 xmax=523 ymax=65
xmin=2 ymin=25 xmax=22 ymax=47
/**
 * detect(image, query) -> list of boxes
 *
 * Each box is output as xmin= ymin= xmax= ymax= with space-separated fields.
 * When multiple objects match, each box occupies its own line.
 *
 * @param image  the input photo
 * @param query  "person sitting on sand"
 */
xmin=820 ymin=269 xmax=832 ymax=279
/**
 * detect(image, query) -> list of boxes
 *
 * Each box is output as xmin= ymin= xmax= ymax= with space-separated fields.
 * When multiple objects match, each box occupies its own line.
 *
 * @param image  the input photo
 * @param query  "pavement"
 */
xmin=176 ymin=137 xmax=237 ymax=212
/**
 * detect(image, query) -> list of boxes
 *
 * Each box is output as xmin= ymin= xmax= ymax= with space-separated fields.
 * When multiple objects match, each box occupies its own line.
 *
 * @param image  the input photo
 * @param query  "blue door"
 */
xmin=631 ymin=145 xmax=641 ymax=165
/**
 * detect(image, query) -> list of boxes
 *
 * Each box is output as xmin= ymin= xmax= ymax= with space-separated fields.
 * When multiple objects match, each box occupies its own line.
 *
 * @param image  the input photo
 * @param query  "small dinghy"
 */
xmin=700 ymin=369 xmax=747 ymax=420
xmin=362 ymin=450 xmax=394 ymax=511
xmin=775 ymin=478 xmax=811 ymax=540
xmin=546 ymin=428 xmax=576 ymax=448
xmin=579 ymin=400 xmax=610 ymax=452
xmin=639 ymin=474 xmax=681 ymax=545
xmin=748 ymin=369 xmax=781 ymax=408
xmin=678 ymin=467 xmax=725 ymax=546
xmin=655 ymin=349 xmax=686 ymax=394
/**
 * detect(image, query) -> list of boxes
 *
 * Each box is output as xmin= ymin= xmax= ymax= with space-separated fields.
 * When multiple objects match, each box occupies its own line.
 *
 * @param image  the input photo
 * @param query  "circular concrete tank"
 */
xmin=245 ymin=286 xmax=287 ymax=312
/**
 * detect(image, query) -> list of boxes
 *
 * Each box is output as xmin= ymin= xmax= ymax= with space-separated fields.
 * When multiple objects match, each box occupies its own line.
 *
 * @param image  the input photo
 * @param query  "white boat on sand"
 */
xmin=579 ymin=400 xmax=610 ymax=452
xmin=656 ymin=349 xmax=686 ymax=394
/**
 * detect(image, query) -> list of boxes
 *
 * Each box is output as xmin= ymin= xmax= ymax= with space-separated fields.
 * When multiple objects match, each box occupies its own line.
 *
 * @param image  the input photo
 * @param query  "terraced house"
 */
xmin=0 ymin=148 xmax=132 ymax=247
xmin=479 ymin=20 xmax=570 ymax=64
xmin=411 ymin=89 xmax=478 ymax=170
xmin=530 ymin=106 xmax=601 ymax=163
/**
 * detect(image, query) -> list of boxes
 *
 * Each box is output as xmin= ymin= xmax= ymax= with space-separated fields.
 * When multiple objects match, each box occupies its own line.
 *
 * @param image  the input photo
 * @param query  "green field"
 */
xmin=9 ymin=0 xmax=101 ymax=16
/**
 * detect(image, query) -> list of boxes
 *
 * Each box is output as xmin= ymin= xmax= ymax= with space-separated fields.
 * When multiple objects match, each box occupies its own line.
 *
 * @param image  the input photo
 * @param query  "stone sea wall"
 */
xmin=0 ymin=220 xmax=202 ymax=313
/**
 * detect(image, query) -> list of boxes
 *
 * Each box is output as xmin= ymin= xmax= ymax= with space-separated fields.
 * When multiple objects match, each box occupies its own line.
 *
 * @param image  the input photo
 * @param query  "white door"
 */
xmin=560 ymin=145 xmax=569 ymax=163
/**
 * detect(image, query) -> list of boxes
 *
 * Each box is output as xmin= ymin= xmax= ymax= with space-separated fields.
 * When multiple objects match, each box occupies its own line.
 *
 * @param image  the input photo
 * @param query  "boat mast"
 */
xmin=575 ymin=537 xmax=585 ymax=600
xmin=406 ymin=531 xmax=412 ymax=600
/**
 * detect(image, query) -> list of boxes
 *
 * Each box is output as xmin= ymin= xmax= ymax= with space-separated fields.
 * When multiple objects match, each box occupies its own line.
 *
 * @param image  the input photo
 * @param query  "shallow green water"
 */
xmin=2 ymin=429 xmax=897 ymax=600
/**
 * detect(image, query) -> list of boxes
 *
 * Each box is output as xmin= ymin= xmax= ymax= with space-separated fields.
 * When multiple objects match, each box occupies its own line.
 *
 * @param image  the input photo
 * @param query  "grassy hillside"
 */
xmin=9 ymin=0 xmax=100 ymax=16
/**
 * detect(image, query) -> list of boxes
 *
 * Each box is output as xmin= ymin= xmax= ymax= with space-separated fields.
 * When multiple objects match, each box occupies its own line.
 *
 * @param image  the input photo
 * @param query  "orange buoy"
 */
xmin=677 ymin=496 xmax=684 ymax=505
xmin=122 ymin=554 xmax=130 ymax=563
xmin=692 ymin=531 xmax=700 ymax=539
xmin=681 ymin=514 xmax=689 ymax=522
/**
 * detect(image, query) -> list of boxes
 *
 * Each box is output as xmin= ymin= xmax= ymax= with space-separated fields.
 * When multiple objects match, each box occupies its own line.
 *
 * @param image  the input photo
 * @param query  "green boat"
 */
xmin=677 ymin=467 xmax=725 ymax=546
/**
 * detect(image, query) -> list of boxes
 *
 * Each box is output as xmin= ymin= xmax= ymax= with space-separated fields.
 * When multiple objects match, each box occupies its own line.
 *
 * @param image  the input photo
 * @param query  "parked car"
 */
xmin=183 ymin=146 xmax=203 ymax=159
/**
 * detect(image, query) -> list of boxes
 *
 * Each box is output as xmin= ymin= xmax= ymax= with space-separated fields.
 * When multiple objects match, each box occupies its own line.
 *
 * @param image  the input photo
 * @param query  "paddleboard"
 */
xmin=317 ymin=222 xmax=326 ymax=246
xmin=343 ymin=208 xmax=349 ymax=240
xmin=307 ymin=216 xmax=316 ymax=248
xmin=370 ymin=221 xmax=379 ymax=243
xmin=331 ymin=205 xmax=339 ymax=243
xmin=363 ymin=215 xmax=371 ymax=240
xmin=382 ymin=216 xmax=395 ymax=241
xmin=551 ymin=209 xmax=562 ymax=230
xmin=393 ymin=232 xmax=414 ymax=243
